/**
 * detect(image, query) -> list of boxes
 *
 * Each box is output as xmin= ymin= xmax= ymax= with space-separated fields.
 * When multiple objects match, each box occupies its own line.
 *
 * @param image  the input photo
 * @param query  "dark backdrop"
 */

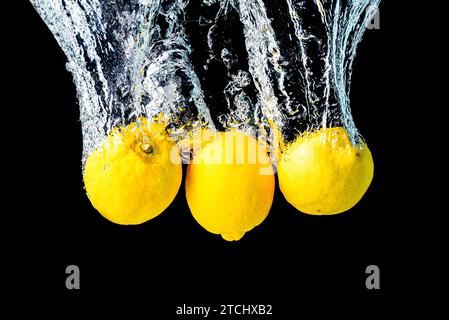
xmin=7 ymin=0 xmax=429 ymax=315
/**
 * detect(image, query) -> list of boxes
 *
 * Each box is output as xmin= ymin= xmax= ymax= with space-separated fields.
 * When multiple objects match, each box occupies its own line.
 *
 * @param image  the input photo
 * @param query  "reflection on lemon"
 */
xmin=186 ymin=130 xmax=275 ymax=241
xmin=278 ymin=127 xmax=374 ymax=215
xmin=83 ymin=119 xmax=182 ymax=225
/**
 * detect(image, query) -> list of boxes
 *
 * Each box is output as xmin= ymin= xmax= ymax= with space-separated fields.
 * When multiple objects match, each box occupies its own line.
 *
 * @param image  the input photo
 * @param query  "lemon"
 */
xmin=278 ymin=127 xmax=374 ymax=215
xmin=83 ymin=119 xmax=182 ymax=225
xmin=185 ymin=130 xmax=275 ymax=241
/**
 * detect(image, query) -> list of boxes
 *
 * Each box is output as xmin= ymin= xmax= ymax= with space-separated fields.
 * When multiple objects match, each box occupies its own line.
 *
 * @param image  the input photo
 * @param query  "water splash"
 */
xmin=229 ymin=0 xmax=380 ymax=144
xmin=30 ymin=0 xmax=215 ymax=162
xmin=30 ymin=0 xmax=380 ymax=162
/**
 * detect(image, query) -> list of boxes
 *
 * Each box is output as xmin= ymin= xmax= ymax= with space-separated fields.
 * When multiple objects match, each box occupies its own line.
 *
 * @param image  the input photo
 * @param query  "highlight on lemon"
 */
xmin=83 ymin=118 xmax=182 ymax=225
xmin=185 ymin=129 xmax=275 ymax=241
xmin=277 ymin=127 xmax=374 ymax=215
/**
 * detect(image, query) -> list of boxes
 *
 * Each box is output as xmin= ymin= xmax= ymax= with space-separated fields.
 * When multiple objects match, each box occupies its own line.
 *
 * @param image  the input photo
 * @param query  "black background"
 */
xmin=7 ymin=0 xmax=433 ymax=315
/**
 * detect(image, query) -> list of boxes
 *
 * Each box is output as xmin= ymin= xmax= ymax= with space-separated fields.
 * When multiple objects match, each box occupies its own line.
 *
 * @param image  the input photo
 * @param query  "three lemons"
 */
xmin=84 ymin=119 xmax=374 ymax=238
xmin=83 ymin=119 xmax=182 ymax=225
xmin=278 ymin=127 xmax=374 ymax=215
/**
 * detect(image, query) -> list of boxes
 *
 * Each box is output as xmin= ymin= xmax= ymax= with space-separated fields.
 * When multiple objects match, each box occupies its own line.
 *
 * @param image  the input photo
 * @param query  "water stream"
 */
xmin=30 ymin=0 xmax=380 ymax=163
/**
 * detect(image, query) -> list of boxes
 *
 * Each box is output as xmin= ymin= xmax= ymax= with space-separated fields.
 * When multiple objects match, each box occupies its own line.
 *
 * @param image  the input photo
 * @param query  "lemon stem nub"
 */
xmin=141 ymin=143 xmax=154 ymax=154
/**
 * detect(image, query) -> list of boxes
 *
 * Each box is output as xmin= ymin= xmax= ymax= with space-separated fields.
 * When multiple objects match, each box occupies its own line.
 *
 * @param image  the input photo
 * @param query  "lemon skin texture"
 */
xmin=278 ymin=127 xmax=374 ymax=215
xmin=83 ymin=120 xmax=182 ymax=225
xmin=186 ymin=130 xmax=275 ymax=241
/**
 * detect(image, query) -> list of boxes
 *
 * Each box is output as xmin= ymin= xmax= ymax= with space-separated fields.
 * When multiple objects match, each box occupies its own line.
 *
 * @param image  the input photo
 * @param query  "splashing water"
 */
xmin=30 ymin=0 xmax=380 ymax=163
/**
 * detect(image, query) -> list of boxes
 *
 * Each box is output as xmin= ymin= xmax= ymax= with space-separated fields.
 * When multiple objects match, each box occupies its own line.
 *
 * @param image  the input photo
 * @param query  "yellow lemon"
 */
xmin=185 ymin=130 xmax=275 ymax=241
xmin=278 ymin=127 xmax=374 ymax=215
xmin=83 ymin=119 xmax=182 ymax=225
